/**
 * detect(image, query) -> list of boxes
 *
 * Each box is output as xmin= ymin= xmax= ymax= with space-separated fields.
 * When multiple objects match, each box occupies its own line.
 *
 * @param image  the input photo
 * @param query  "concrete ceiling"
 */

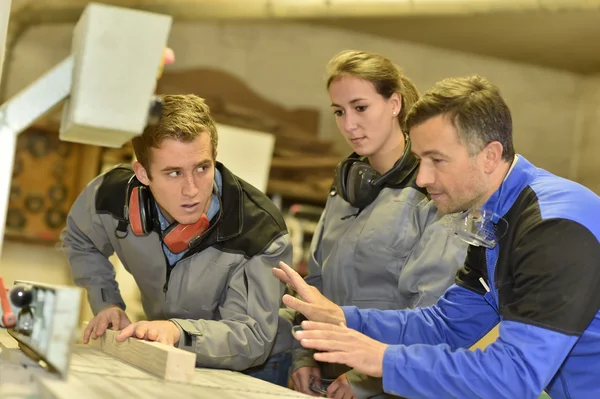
xmin=5 ymin=0 xmax=600 ymax=74
xmin=308 ymin=9 xmax=600 ymax=74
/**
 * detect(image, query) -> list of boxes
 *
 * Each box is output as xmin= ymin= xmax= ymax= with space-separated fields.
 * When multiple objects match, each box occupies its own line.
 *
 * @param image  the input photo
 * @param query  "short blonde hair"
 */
xmin=131 ymin=94 xmax=218 ymax=178
xmin=326 ymin=50 xmax=420 ymax=132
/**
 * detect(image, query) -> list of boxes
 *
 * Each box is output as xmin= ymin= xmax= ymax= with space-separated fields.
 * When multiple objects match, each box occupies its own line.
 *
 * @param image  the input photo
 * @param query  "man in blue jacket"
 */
xmin=273 ymin=75 xmax=600 ymax=399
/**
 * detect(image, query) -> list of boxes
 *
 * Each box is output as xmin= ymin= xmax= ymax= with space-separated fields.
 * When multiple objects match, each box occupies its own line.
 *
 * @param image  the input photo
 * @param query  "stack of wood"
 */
xmin=206 ymin=98 xmax=339 ymax=204
xmin=27 ymin=68 xmax=343 ymax=205
xmin=157 ymin=68 xmax=342 ymax=205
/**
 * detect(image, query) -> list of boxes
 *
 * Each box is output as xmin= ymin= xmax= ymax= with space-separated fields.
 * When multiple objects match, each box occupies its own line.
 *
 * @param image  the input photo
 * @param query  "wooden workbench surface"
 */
xmin=0 ymin=330 xmax=310 ymax=398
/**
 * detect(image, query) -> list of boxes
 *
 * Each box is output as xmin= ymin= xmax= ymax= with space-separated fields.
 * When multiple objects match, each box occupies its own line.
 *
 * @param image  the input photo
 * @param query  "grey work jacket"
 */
xmin=61 ymin=163 xmax=293 ymax=371
xmin=290 ymin=152 xmax=468 ymax=398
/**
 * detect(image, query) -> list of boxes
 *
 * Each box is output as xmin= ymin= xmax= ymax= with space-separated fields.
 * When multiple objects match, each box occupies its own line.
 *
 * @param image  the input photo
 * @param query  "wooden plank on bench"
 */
xmin=97 ymin=328 xmax=196 ymax=383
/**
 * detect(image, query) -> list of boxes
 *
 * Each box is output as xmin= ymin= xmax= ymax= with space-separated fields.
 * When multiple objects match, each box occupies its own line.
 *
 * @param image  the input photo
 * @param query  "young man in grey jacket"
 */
xmin=61 ymin=94 xmax=293 ymax=386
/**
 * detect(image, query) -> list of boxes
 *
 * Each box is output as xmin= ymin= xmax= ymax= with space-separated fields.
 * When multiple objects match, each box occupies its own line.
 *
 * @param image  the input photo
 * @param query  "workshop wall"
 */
xmin=4 ymin=22 xmax=587 ymax=181
xmin=574 ymin=74 xmax=600 ymax=194
xmin=2 ymin=20 xmax=597 ymax=319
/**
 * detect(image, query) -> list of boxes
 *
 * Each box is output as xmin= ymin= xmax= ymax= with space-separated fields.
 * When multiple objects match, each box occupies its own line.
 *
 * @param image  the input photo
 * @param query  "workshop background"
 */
xmin=1 ymin=0 xmax=599 ymax=347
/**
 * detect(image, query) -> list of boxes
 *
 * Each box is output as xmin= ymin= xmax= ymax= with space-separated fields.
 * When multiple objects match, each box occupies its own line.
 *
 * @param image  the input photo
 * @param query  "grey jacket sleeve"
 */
xmin=347 ymin=199 xmax=468 ymax=399
xmin=60 ymin=176 xmax=125 ymax=314
xmin=398 ymin=198 xmax=468 ymax=309
xmin=290 ymin=206 xmax=328 ymax=373
xmin=170 ymin=234 xmax=293 ymax=371
xmin=304 ymin=205 xmax=327 ymax=292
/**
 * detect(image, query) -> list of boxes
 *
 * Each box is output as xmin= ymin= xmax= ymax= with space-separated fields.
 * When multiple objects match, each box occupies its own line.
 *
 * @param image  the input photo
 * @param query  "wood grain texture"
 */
xmin=35 ymin=341 xmax=312 ymax=399
xmin=2 ymin=326 xmax=312 ymax=398
xmin=98 ymin=328 xmax=196 ymax=383
xmin=38 ymin=371 xmax=311 ymax=399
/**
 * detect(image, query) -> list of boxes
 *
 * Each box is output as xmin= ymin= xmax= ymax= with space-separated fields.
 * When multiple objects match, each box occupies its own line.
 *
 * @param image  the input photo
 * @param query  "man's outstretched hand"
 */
xmin=294 ymin=321 xmax=388 ymax=379
xmin=272 ymin=261 xmax=346 ymax=326
xmin=116 ymin=320 xmax=180 ymax=346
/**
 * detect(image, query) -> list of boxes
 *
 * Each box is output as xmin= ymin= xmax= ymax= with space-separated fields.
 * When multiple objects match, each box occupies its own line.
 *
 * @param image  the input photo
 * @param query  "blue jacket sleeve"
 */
xmin=381 ymin=320 xmax=578 ymax=399
xmin=343 ymin=284 xmax=499 ymax=349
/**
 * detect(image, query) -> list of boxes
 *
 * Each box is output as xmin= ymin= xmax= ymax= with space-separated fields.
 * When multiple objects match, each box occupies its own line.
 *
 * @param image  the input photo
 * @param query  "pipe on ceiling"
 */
xmin=14 ymin=0 xmax=600 ymax=23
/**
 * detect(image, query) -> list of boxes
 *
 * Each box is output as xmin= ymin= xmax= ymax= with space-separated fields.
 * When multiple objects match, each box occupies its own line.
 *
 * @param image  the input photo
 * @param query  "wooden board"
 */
xmin=1 ymin=329 xmax=311 ymax=398
xmin=94 ymin=328 xmax=197 ymax=383
xmin=36 ymin=344 xmax=311 ymax=399
xmin=156 ymin=68 xmax=320 ymax=135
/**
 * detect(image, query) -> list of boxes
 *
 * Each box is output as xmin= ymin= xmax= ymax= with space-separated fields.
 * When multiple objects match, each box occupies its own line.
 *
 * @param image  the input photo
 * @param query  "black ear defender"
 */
xmin=334 ymin=135 xmax=412 ymax=210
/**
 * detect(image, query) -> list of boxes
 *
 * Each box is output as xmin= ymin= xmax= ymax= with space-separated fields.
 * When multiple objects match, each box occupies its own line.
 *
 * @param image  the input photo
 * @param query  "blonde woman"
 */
xmin=289 ymin=50 xmax=467 ymax=398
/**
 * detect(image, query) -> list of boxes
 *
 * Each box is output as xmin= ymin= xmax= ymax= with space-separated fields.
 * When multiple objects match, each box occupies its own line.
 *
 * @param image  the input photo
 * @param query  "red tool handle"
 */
xmin=0 ymin=277 xmax=16 ymax=328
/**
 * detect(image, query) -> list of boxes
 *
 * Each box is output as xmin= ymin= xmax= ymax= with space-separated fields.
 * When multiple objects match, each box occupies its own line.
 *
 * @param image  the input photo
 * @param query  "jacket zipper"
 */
xmin=162 ymin=237 xmax=173 ymax=294
xmin=484 ymin=247 xmax=499 ymax=314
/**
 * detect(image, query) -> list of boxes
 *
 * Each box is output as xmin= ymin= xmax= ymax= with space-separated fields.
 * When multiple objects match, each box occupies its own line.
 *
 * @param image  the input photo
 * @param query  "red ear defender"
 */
xmin=163 ymin=214 xmax=210 ymax=254
xmin=128 ymin=186 xmax=146 ymax=236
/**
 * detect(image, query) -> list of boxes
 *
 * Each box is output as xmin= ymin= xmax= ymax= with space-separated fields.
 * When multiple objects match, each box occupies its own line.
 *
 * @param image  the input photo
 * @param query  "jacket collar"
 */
xmin=345 ymin=136 xmax=420 ymax=188
xmin=482 ymin=155 xmax=537 ymax=220
xmin=214 ymin=161 xmax=244 ymax=242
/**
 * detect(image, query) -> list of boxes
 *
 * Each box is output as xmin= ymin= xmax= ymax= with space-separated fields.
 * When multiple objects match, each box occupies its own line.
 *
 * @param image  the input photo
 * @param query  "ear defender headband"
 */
xmin=334 ymin=136 xmax=412 ymax=210
xmin=124 ymin=177 xmax=211 ymax=253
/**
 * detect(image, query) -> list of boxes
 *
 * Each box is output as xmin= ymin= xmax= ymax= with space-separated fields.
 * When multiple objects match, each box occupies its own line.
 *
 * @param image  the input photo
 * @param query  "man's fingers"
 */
xmin=116 ymin=323 xmax=135 ymax=342
xmin=298 ymin=371 xmax=311 ymax=394
xmin=147 ymin=329 xmax=159 ymax=341
xmin=299 ymin=338 xmax=348 ymax=353
xmin=163 ymin=48 xmax=175 ymax=65
xmin=293 ymin=373 xmax=311 ymax=394
xmin=291 ymin=373 xmax=301 ymax=392
xmin=294 ymin=324 xmax=350 ymax=343
xmin=327 ymin=379 xmax=340 ymax=398
xmin=121 ymin=317 xmax=132 ymax=329
xmin=282 ymin=294 xmax=313 ymax=317
xmin=135 ymin=324 xmax=148 ymax=339
xmin=278 ymin=262 xmax=313 ymax=299
xmin=292 ymin=369 xmax=306 ymax=394
xmin=95 ymin=317 xmax=109 ymax=337
xmin=83 ymin=322 xmax=94 ymax=344
xmin=110 ymin=311 xmax=121 ymax=331
xmin=272 ymin=267 xmax=291 ymax=285
xmin=292 ymin=368 xmax=318 ymax=395
xmin=301 ymin=320 xmax=346 ymax=332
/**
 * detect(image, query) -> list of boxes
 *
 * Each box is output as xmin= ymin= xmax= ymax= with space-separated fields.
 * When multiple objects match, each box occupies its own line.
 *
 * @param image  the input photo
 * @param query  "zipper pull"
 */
xmin=479 ymin=277 xmax=491 ymax=292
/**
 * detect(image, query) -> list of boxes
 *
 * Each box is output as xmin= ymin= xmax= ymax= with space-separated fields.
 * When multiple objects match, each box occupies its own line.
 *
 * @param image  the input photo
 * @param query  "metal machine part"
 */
xmin=11 ymin=286 xmax=35 ymax=336
xmin=0 ymin=280 xmax=82 ymax=378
